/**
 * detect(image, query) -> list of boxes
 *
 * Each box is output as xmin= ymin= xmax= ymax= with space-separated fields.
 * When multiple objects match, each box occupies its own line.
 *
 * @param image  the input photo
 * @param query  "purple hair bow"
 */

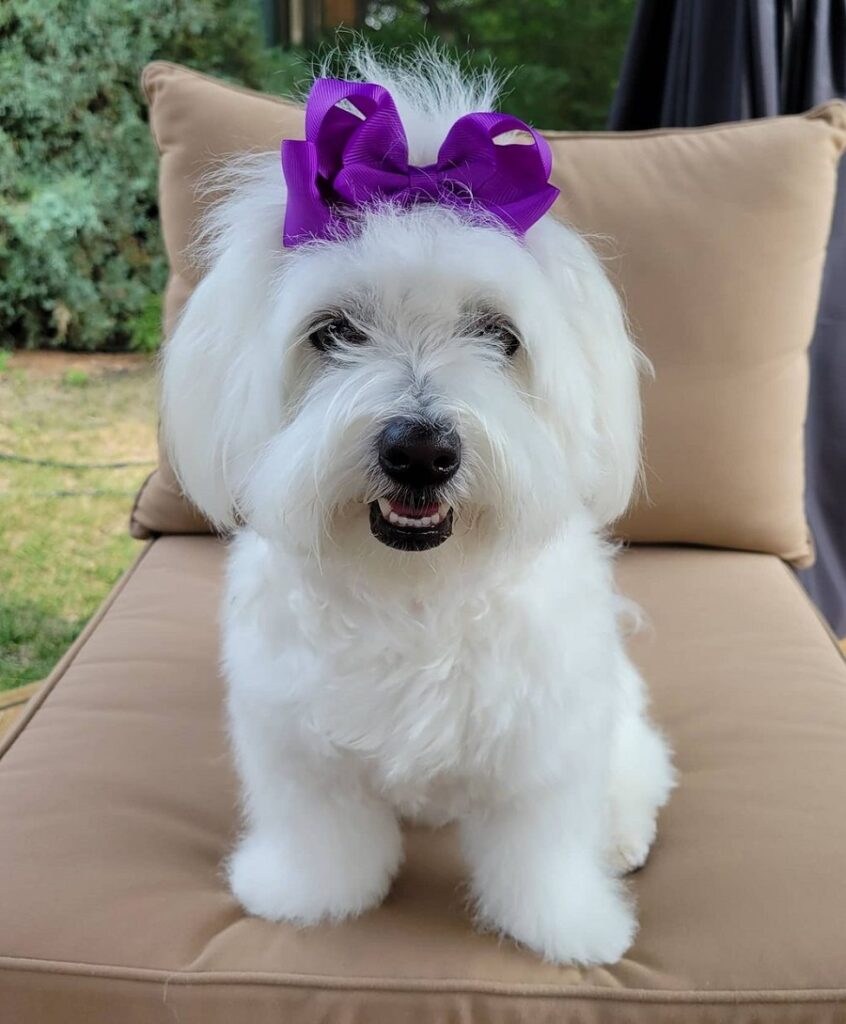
xmin=281 ymin=78 xmax=560 ymax=247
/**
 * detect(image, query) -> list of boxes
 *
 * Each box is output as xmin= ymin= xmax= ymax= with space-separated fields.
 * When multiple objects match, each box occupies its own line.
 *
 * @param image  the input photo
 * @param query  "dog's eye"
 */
xmin=308 ymin=315 xmax=368 ymax=351
xmin=475 ymin=314 xmax=521 ymax=358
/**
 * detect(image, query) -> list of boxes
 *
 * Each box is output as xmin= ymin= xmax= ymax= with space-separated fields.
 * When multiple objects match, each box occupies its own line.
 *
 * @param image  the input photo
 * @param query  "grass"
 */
xmin=0 ymin=353 xmax=157 ymax=691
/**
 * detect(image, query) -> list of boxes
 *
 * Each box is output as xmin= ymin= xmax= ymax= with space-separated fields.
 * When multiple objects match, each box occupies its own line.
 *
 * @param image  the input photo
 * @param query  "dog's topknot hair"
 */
xmin=320 ymin=40 xmax=502 ymax=165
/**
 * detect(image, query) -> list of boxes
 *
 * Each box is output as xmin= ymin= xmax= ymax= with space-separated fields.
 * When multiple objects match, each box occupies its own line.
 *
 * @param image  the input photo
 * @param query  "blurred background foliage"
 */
xmin=0 ymin=0 xmax=634 ymax=353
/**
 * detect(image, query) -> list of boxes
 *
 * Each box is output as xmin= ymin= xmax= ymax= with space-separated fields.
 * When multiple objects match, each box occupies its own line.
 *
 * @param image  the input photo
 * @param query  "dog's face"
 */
xmin=302 ymin=299 xmax=512 ymax=556
xmin=163 ymin=193 xmax=642 ymax=574
xmin=249 ymin=209 xmax=584 ymax=564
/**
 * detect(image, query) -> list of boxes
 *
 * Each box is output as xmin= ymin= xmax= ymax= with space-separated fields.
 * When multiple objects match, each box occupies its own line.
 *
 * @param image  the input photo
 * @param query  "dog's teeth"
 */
xmin=380 ymin=501 xmax=449 ymax=529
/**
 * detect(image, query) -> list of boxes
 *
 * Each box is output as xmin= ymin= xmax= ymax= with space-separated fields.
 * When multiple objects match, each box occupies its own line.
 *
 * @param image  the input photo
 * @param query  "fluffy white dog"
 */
xmin=162 ymin=49 xmax=674 ymax=965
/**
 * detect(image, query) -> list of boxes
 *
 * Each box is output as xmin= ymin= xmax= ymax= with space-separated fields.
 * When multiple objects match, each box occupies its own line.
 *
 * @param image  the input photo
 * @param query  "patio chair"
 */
xmin=1 ymin=63 xmax=845 ymax=1023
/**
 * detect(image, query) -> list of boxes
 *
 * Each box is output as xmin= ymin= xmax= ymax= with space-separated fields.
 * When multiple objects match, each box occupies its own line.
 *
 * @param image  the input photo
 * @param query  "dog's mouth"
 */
xmin=369 ymin=497 xmax=453 ymax=551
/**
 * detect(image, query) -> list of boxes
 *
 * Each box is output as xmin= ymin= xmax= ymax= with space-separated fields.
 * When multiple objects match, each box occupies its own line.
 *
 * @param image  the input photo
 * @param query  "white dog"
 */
xmin=162 ymin=49 xmax=674 ymax=966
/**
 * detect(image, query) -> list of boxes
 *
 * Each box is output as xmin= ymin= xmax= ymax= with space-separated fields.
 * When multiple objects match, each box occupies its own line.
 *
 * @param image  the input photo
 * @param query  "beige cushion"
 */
xmin=2 ymin=538 xmax=846 ymax=1020
xmin=133 ymin=61 xmax=846 ymax=563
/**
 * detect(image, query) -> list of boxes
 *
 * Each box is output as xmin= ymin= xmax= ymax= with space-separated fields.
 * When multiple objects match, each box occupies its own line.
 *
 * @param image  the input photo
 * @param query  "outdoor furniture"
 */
xmin=1 ymin=65 xmax=845 ymax=1023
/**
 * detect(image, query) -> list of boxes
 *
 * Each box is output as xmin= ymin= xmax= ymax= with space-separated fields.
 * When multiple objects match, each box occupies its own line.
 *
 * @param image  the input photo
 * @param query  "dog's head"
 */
xmin=163 ymin=52 xmax=643 ymax=574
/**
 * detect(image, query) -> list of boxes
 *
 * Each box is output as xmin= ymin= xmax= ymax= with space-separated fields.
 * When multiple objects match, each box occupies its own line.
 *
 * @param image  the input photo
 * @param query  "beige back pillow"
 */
xmin=133 ymin=61 xmax=846 ymax=564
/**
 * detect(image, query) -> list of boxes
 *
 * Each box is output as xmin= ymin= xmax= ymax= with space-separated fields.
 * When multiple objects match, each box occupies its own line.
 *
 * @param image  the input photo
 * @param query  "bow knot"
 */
xmin=281 ymin=78 xmax=560 ymax=246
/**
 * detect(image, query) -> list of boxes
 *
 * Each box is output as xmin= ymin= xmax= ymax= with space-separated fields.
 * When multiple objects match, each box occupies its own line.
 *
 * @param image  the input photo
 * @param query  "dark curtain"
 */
xmin=610 ymin=0 xmax=846 ymax=635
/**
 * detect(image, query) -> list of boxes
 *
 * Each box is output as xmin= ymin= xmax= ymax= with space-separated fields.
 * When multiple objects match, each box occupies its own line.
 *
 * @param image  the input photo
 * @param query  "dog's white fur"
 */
xmin=162 ymin=48 xmax=674 ymax=965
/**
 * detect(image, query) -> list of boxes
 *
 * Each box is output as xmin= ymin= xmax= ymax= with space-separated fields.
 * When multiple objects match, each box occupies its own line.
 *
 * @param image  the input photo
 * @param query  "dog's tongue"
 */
xmin=390 ymin=500 xmax=440 ymax=517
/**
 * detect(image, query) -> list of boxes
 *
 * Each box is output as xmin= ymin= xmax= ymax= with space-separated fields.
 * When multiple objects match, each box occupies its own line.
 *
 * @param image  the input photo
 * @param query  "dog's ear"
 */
xmin=531 ymin=220 xmax=645 ymax=526
xmin=161 ymin=159 xmax=286 ymax=530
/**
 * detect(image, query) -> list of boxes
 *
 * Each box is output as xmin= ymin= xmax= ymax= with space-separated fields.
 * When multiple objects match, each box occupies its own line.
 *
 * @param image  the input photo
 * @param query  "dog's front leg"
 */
xmin=226 ymin=700 xmax=403 ymax=925
xmin=460 ymin=768 xmax=636 ymax=965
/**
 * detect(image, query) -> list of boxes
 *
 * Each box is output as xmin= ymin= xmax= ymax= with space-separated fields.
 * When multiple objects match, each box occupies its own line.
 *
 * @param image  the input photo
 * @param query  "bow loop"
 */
xmin=281 ymin=78 xmax=559 ymax=246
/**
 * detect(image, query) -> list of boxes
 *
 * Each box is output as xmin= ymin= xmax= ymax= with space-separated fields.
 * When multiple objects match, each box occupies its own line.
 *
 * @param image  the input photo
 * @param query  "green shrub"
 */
xmin=0 ymin=0 xmax=273 ymax=352
xmin=130 ymin=292 xmax=163 ymax=354
xmin=0 ymin=1 xmax=633 ymax=353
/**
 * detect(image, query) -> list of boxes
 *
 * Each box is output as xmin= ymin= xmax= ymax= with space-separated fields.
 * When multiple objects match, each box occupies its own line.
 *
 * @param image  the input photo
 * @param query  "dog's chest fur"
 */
xmin=224 ymin=528 xmax=616 ymax=806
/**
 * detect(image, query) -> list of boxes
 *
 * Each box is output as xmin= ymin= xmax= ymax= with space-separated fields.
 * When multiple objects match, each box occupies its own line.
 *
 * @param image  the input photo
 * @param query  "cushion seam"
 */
xmin=1 ymin=957 xmax=846 ymax=1004
xmin=139 ymin=65 xmax=164 ymax=155
xmin=778 ymin=560 xmax=846 ymax=668
xmin=0 ymin=540 xmax=155 ymax=761
xmin=142 ymin=60 xmax=303 ymax=111
xmin=543 ymin=100 xmax=846 ymax=141
xmin=128 ymin=468 xmax=157 ymax=539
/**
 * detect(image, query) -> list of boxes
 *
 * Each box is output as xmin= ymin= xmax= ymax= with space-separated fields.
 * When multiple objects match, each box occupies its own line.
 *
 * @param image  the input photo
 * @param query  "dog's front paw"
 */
xmin=608 ymin=709 xmax=675 ymax=876
xmin=607 ymin=817 xmax=656 ymax=876
xmin=228 ymin=825 xmax=401 ymax=925
xmin=475 ymin=866 xmax=637 ymax=966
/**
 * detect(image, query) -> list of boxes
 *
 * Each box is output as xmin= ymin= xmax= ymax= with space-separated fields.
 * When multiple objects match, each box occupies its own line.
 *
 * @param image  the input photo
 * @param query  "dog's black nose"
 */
xmin=377 ymin=417 xmax=461 ymax=488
